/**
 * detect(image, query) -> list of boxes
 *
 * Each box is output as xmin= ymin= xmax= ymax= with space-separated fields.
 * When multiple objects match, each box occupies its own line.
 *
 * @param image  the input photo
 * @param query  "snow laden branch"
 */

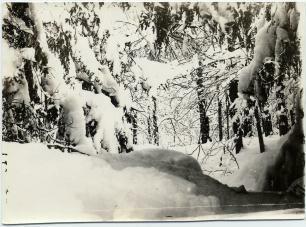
xmin=237 ymin=3 xmax=300 ymax=100
xmin=2 ymin=3 xmax=136 ymax=154
xmin=2 ymin=3 xmax=304 ymax=204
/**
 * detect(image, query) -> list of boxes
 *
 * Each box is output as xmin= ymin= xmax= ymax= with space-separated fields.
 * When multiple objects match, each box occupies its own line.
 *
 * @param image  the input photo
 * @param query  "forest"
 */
xmin=1 ymin=2 xmax=305 ymax=223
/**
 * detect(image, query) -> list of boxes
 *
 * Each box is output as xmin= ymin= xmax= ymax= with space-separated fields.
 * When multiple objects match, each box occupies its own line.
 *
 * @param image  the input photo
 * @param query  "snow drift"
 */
xmin=2 ymin=142 xmax=303 ymax=224
xmin=174 ymin=136 xmax=286 ymax=191
xmin=213 ymin=136 xmax=289 ymax=192
xmin=2 ymin=142 xmax=220 ymax=223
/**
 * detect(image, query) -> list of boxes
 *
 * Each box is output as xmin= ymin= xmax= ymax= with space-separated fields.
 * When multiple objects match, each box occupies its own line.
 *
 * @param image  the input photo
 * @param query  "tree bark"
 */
xmin=254 ymin=106 xmax=265 ymax=153
xmin=218 ymin=99 xmax=223 ymax=141
xmin=255 ymin=73 xmax=265 ymax=153
xmin=147 ymin=114 xmax=152 ymax=144
xmin=132 ymin=110 xmax=138 ymax=145
xmin=228 ymin=80 xmax=243 ymax=153
xmin=152 ymin=96 xmax=159 ymax=145
xmin=232 ymin=117 xmax=243 ymax=154
xmin=197 ymin=67 xmax=210 ymax=144
xmin=226 ymin=94 xmax=230 ymax=140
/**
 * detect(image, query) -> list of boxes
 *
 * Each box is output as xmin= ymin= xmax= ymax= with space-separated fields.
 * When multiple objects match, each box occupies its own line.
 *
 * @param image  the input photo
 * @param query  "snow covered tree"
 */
xmin=2 ymin=2 xmax=135 ymax=154
xmin=2 ymin=2 xmax=304 ymax=185
xmin=237 ymin=2 xmax=302 ymax=153
xmin=2 ymin=4 xmax=305 ymax=222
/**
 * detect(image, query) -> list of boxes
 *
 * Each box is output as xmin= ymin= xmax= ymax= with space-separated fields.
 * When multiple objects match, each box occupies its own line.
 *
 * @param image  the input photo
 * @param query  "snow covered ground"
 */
xmin=1 ymin=142 xmax=219 ymax=223
xmin=1 ymin=140 xmax=303 ymax=224
xmin=173 ymin=135 xmax=289 ymax=192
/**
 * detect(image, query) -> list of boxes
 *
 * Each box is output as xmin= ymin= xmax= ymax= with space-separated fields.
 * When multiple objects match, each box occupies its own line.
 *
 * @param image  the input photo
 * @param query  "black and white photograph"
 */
xmin=1 ymin=1 xmax=305 ymax=224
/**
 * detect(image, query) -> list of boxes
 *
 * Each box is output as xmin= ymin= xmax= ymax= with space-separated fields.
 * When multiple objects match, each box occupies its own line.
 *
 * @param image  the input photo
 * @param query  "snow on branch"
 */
xmin=238 ymin=3 xmax=300 ymax=100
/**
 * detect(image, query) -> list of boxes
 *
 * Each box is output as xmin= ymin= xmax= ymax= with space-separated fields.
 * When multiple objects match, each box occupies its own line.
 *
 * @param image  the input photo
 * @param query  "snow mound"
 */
xmin=173 ymin=135 xmax=290 ymax=192
xmin=2 ymin=142 xmax=221 ymax=223
xmin=2 ymin=141 xmax=303 ymax=224
xmin=212 ymin=136 xmax=288 ymax=192
xmin=104 ymin=147 xmax=203 ymax=181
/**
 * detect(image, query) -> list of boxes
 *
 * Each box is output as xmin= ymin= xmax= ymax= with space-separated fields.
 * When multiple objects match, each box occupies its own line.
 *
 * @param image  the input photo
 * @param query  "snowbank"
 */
xmin=214 ymin=136 xmax=288 ymax=191
xmin=2 ymin=142 xmax=221 ymax=223
xmin=2 ymin=141 xmax=302 ymax=224
xmin=174 ymin=135 xmax=289 ymax=192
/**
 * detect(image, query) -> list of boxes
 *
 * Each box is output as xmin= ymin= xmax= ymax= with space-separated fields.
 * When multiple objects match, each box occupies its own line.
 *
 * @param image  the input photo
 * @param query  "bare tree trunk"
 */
xmin=226 ymin=94 xmax=230 ymax=140
xmin=197 ymin=67 xmax=209 ymax=144
xmin=132 ymin=110 xmax=138 ymax=145
xmin=254 ymin=105 xmax=265 ymax=153
xmin=152 ymin=96 xmax=159 ymax=145
xmin=147 ymin=115 xmax=152 ymax=144
xmin=218 ymin=98 xmax=223 ymax=141
xmin=255 ymin=74 xmax=265 ymax=153
xmin=228 ymin=80 xmax=243 ymax=153
xmin=233 ymin=117 xmax=243 ymax=154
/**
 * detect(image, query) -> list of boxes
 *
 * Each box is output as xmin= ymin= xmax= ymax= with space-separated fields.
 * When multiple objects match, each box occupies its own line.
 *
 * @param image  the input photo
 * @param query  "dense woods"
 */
xmin=2 ymin=2 xmax=304 ymax=196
